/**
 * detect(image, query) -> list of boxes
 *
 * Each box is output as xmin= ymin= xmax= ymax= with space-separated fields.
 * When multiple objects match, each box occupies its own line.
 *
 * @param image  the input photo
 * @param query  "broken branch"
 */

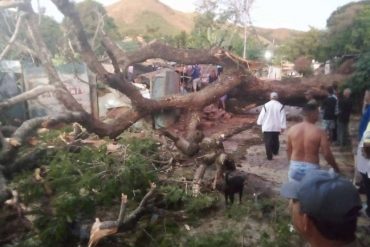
xmin=0 ymin=85 xmax=56 ymax=111
xmin=88 ymin=183 xmax=156 ymax=247
xmin=0 ymin=13 xmax=24 ymax=60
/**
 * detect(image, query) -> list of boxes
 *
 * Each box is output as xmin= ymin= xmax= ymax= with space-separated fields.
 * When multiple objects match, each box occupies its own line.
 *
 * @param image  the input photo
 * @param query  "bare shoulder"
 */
xmin=316 ymin=127 xmax=326 ymax=136
xmin=318 ymin=128 xmax=329 ymax=139
xmin=288 ymin=122 xmax=302 ymax=132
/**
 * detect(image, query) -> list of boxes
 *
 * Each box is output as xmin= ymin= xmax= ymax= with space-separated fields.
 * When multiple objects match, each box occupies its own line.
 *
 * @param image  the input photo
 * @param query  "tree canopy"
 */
xmin=278 ymin=0 xmax=370 ymax=62
xmin=63 ymin=0 xmax=120 ymax=56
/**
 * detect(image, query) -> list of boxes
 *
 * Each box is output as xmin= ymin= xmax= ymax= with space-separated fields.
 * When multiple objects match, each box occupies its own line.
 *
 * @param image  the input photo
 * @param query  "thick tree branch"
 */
xmin=79 ymin=109 xmax=143 ymax=139
xmin=101 ymin=36 xmax=121 ymax=73
xmin=0 ymin=112 xmax=83 ymax=167
xmin=50 ymin=1 xmax=251 ymax=114
xmin=103 ymin=69 xmax=243 ymax=115
xmin=0 ymin=85 xmax=56 ymax=111
xmin=50 ymin=1 xmax=256 ymax=119
xmin=122 ymin=40 xmax=220 ymax=69
xmin=19 ymin=0 xmax=321 ymax=143
xmin=152 ymin=73 xmax=243 ymax=111
xmin=51 ymin=0 xmax=149 ymax=110
xmin=0 ymin=13 xmax=24 ymax=60
xmin=0 ymin=0 xmax=25 ymax=9
xmin=23 ymin=2 xmax=85 ymax=113
xmin=101 ymin=36 xmax=227 ymax=75
xmin=8 ymin=111 xmax=83 ymax=147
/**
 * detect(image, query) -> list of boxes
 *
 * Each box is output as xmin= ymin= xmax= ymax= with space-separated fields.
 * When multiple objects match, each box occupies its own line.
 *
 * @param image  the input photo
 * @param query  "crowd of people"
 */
xmin=256 ymin=87 xmax=369 ymax=246
xmin=176 ymin=64 xmax=227 ymax=109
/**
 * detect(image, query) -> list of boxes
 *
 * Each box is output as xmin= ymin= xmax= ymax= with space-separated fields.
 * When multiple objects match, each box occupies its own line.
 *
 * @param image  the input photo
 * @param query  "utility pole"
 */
xmin=242 ymin=0 xmax=248 ymax=59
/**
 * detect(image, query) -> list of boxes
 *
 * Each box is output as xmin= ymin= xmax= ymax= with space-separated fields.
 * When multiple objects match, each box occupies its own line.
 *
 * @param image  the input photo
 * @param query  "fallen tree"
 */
xmin=0 ymin=0 xmax=330 ymax=244
xmin=0 ymin=0 xmax=327 ymax=201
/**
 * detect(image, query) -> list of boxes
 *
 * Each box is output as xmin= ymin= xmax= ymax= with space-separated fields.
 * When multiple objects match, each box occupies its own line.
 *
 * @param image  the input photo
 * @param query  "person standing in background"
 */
xmin=321 ymin=86 xmax=337 ymax=142
xmin=304 ymin=90 xmax=317 ymax=105
xmin=257 ymin=92 xmax=286 ymax=160
xmin=362 ymin=89 xmax=370 ymax=114
xmin=356 ymin=122 xmax=370 ymax=217
xmin=337 ymin=88 xmax=353 ymax=148
xmin=332 ymin=83 xmax=340 ymax=143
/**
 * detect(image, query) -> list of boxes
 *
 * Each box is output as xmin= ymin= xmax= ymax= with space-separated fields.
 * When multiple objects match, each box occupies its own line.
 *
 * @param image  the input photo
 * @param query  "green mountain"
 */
xmin=106 ymin=0 xmax=194 ymax=36
xmin=106 ymin=0 xmax=302 ymax=43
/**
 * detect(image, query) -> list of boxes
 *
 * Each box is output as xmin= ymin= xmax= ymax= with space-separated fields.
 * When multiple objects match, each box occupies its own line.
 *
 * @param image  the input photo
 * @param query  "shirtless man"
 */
xmin=287 ymin=104 xmax=340 ymax=182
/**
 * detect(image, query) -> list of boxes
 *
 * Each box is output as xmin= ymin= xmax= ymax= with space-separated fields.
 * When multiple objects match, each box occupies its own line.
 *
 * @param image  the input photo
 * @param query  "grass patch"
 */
xmin=185 ymin=194 xmax=218 ymax=216
xmin=185 ymin=230 xmax=239 ymax=247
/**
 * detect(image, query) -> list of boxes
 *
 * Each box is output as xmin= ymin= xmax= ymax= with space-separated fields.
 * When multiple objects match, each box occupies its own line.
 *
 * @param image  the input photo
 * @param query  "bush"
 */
xmin=160 ymin=185 xmax=188 ymax=209
xmin=344 ymin=53 xmax=370 ymax=105
xmin=12 ymin=137 xmax=158 ymax=246
xmin=185 ymin=194 xmax=218 ymax=216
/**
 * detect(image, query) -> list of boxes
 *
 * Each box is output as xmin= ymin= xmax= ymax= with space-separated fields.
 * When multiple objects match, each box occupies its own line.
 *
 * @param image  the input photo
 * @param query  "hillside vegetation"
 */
xmin=106 ymin=0 xmax=194 ymax=36
xmin=106 ymin=0 xmax=301 ymax=44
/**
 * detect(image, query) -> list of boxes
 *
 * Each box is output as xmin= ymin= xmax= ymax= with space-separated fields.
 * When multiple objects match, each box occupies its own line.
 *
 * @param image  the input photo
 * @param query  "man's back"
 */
xmin=257 ymin=100 xmax=286 ymax=132
xmin=322 ymin=96 xmax=337 ymax=120
xmin=287 ymin=122 xmax=322 ymax=164
xmin=338 ymin=97 xmax=352 ymax=123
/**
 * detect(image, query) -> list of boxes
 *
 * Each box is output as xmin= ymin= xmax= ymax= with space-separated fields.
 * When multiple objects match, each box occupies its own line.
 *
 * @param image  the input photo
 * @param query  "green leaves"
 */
xmin=12 ymin=136 xmax=159 ymax=246
xmin=325 ymin=2 xmax=370 ymax=58
xmin=278 ymin=2 xmax=370 ymax=62
xmin=344 ymin=52 xmax=370 ymax=98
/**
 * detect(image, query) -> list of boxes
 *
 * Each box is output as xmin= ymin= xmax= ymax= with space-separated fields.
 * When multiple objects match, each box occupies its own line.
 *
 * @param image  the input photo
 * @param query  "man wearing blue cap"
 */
xmin=281 ymin=169 xmax=361 ymax=247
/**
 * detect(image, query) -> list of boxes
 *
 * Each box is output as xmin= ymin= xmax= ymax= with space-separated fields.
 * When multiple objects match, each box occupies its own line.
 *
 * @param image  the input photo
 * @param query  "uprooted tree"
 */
xmin=0 ymin=0 xmax=327 ymax=245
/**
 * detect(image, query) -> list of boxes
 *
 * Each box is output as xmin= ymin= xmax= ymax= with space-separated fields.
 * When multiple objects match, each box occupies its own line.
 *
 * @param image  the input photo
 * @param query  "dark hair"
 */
xmin=309 ymin=214 xmax=358 ymax=243
xmin=303 ymin=103 xmax=318 ymax=114
xmin=327 ymin=86 xmax=334 ymax=94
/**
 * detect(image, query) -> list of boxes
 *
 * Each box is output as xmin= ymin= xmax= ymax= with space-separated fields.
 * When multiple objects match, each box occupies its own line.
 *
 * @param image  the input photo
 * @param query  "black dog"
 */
xmin=224 ymin=171 xmax=245 ymax=205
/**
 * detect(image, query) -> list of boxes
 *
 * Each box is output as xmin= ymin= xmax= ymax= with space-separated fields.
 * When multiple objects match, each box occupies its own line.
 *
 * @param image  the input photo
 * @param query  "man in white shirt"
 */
xmin=356 ymin=122 xmax=370 ymax=217
xmin=257 ymin=92 xmax=286 ymax=160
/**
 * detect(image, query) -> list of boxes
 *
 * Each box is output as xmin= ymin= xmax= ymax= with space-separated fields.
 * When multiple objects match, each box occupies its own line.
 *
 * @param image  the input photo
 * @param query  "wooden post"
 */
xmin=88 ymin=71 xmax=99 ymax=119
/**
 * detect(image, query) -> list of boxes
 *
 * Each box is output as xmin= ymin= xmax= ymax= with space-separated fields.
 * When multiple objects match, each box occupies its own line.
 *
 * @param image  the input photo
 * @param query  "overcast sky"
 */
xmin=33 ymin=0 xmax=358 ymax=31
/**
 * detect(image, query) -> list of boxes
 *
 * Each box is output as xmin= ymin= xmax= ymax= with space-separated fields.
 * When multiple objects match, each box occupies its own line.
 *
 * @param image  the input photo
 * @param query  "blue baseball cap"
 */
xmin=281 ymin=170 xmax=361 ymax=223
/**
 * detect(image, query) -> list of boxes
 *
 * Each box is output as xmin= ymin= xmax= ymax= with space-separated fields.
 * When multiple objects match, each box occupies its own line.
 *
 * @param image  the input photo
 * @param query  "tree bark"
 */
xmin=0 ymin=85 xmax=56 ymax=111
xmin=0 ymin=112 xmax=83 ymax=168
xmin=0 ymin=0 xmax=26 ymax=9
xmin=192 ymin=164 xmax=207 ymax=197
xmin=161 ymin=129 xmax=200 ymax=156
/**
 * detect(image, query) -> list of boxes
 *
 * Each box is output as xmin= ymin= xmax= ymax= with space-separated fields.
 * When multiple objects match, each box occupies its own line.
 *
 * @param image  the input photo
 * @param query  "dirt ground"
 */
xmin=222 ymin=113 xmax=370 ymax=222
xmin=185 ymin=107 xmax=370 ymax=246
xmin=3 ymin=105 xmax=370 ymax=246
